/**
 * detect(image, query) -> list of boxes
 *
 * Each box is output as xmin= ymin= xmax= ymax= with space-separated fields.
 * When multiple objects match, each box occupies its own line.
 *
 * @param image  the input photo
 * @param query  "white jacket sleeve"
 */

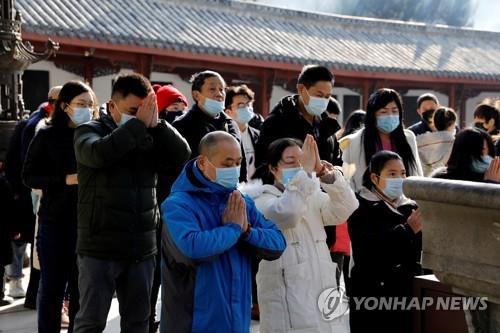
xmin=405 ymin=130 xmax=424 ymax=177
xmin=318 ymin=169 xmax=359 ymax=226
xmin=254 ymin=170 xmax=317 ymax=230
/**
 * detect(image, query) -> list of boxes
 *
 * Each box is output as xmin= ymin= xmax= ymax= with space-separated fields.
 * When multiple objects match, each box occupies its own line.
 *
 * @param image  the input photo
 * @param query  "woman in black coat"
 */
xmin=22 ymin=81 xmax=96 ymax=333
xmin=348 ymin=150 xmax=423 ymax=333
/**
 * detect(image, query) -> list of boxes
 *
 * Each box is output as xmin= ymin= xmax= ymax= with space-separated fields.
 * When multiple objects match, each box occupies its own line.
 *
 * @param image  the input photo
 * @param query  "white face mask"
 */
xmin=377 ymin=176 xmax=404 ymax=200
xmin=203 ymin=98 xmax=225 ymax=117
xmin=303 ymin=89 xmax=329 ymax=116
xmin=281 ymin=167 xmax=302 ymax=185
xmin=119 ymin=113 xmax=136 ymax=126
xmin=69 ymin=107 xmax=92 ymax=125
xmin=235 ymin=106 xmax=254 ymax=124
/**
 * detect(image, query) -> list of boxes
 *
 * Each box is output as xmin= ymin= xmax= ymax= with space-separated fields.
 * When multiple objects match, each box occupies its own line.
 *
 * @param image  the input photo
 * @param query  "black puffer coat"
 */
xmin=74 ymin=115 xmax=191 ymax=261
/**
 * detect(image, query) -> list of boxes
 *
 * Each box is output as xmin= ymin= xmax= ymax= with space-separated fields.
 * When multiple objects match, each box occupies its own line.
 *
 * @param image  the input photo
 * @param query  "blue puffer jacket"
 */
xmin=161 ymin=159 xmax=286 ymax=333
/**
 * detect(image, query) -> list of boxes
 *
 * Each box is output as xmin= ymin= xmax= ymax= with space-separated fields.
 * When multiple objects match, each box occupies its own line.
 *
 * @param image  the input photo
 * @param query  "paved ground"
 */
xmin=0 ymin=267 xmax=260 ymax=332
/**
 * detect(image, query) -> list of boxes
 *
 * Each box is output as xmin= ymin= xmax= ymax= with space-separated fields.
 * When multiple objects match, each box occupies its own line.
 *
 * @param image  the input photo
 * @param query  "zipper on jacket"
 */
xmin=282 ymin=268 xmax=293 ymax=329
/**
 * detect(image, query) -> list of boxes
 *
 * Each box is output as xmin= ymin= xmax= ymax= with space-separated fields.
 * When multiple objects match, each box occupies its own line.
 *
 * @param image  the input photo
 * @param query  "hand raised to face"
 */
xmin=136 ymin=92 xmax=157 ymax=127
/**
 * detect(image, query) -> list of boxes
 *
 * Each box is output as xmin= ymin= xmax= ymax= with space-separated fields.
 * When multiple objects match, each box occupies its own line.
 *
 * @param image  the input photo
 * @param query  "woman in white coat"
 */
xmin=340 ymin=88 xmax=423 ymax=192
xmin=241 ymin=135 xmax=358 ymax=333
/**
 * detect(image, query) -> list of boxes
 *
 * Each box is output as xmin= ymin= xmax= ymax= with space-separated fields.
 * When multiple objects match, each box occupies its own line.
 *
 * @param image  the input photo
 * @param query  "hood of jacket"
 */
xmin=271 ymin=95 xmax=301 ymax=117
xmin=416 ymin=130 xmax=455 ymax=165
xmin=239 ymin=179 xmax=282 ymax=199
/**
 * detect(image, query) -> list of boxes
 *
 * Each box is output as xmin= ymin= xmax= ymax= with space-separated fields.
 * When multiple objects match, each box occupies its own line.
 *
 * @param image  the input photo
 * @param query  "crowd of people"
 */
xmin=0 ymin=64 xmax=499 ymax=333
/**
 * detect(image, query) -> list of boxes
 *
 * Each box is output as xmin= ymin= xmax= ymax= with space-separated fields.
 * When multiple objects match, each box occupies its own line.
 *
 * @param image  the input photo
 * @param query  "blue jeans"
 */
xmin=74 ymin=255 xmax=155 ymax=333
xmin=6 ymin=241 xmax=27 ymax=279
xmin=37 ymin=221 xmax=79 ymax=333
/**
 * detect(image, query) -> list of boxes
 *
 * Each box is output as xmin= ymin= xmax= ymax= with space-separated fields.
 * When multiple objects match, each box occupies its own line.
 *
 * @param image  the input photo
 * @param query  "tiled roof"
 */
xmin=16 ymin=0 xmax=500 ymax=81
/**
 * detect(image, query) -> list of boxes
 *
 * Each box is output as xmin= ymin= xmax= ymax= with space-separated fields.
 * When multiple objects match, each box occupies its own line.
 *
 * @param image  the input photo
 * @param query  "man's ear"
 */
xmin=108 ymin=100 xmax=120 ymax=123
xmin=192 ymin=91 xmax=200 ymax=103
xmin=296 ymin=83 xmax=304 ymax=95
xmin=225 ymin=107 xmax=234 ymax=117
xmin=197 ymin=155 xmax=206 ymax=172
xmin=487 ymin=118 xmax=496 ymax=130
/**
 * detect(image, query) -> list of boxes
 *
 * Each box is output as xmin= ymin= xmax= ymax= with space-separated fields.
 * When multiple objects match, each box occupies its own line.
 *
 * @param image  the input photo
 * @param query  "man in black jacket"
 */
xmin=173 ymin=70 xmax=240 ymax=159
xmin=408 ymin=93 xmax=439 ymax=136
xmin=256 ymin=65 xmax=341 ymax=167
xmin=73 ymin=73 xmax=191 ymax=333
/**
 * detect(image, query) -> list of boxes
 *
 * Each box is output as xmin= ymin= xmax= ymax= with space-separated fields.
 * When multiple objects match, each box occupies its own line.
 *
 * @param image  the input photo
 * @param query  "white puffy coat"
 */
xmin=241 ymin=169 xmax=358 ymax=333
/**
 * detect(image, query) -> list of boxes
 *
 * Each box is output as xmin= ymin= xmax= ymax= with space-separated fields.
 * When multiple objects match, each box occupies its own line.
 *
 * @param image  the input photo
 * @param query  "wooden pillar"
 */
xmin=135 ymin=54 xmax=153 ymax=79
xmin=448 ymin=84 xmax=456 ymax=110
xmin=83 ymin=61 xmax=93 ymax=87
xmin=362 ymin=81 xmax=370 ymax=110
xmin=259 ymin=70 xmax=275 ymax=118
xmin=458 ymin=85 xmax=467 ymax=128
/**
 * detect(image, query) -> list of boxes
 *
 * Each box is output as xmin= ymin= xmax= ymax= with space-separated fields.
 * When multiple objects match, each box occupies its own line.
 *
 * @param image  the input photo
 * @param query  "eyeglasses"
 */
xmin=69 ymin=102 xmax=94 ymax=108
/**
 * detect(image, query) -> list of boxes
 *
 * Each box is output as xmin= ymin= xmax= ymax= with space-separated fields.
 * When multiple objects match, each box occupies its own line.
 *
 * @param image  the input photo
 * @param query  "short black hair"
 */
xmin=190 ymin=70 xmax=226 ymax=93
xmin=225 ymin=85 xmax=255 ymax=109
xmin=473 ymin=103 xmax=499 ymax=128
xmin=417 ymin=93 xmax=439 ymax=109
xmin=112 ymin=73 xmax=151 ymax=100
xmin=434 ymin=107 xmax=457 ymax=131
xmin=297 ymin=65 xmax=334 ymax=88
xmin=326 ymin=97 xmax=342 ymax=115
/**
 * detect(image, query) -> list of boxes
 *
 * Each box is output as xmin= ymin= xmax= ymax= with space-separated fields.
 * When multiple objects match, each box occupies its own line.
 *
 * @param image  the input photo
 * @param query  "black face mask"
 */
xmin=160 ymin=110 xmax=184 ymax=124
xmin=422 ymin=109 xmax=435 ymax=122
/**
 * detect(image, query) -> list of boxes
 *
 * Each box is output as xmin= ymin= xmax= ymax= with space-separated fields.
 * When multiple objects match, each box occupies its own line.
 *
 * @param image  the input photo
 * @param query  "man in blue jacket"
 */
xmin=161 ymin=131 xmax=286 ymax=333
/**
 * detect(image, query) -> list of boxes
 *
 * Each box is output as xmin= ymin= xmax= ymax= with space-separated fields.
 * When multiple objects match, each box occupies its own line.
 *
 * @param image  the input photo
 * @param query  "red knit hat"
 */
xmin=152 ymin=84 xmax=162 ymax=93
xmin=156 ymin=85 xmax=188 ymax=112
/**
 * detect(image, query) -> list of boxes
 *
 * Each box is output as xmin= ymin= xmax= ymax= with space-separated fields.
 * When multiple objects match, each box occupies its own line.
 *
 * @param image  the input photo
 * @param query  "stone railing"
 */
xmin=404 ymin=177 xmax=500 ymax=333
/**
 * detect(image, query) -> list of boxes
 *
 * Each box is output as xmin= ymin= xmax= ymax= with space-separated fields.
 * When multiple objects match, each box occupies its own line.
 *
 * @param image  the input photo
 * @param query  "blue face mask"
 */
xmin=378 ymin=176 xmax=404 ymax=200
xmin=203 ymin=98 xmax=225 ymax=117
xmin=70 ymin=107 xmax=92 ymax=125
xmin=376 ymin=115 xmax=400 ymax=133
xmin=236 ymin=106 xmax=254 ymax=124
xmin=215 ymin=166 xmax=241 ymax=189
xmin=304 ymin=89 xmax=329 ymax=117
xmin=282 ymin=167 xmax=302 ymax=186
xmin=119 ymin=113 xmax=136 ymax=126
xmin=471 ymin=155 xmax=493 ymax=173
